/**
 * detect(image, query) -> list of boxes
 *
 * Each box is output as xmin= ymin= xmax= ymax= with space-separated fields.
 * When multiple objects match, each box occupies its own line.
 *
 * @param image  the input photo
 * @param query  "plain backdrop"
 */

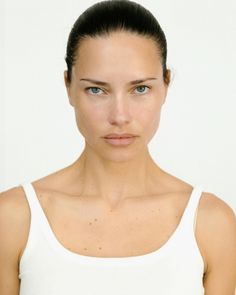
xmin=1 ymin=0 xmax=236 ymax=211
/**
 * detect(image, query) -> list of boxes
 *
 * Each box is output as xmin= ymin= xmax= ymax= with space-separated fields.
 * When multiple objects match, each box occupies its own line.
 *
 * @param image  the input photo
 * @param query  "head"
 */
xmin=64 ymin=0 xmax=171 ymax=162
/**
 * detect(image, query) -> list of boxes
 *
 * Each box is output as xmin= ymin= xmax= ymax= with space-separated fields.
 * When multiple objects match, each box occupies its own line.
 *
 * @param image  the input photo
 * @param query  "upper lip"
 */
xmin=104 ymin=133 xmax=136 ymax=138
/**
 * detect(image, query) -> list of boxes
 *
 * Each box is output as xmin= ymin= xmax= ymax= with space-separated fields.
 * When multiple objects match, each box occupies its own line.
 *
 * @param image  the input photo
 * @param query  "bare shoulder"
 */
xmin=0 ymin=185 xmax=29 ymax=217
xmin=198 ymin=191 xmax=236 ymax=230
xmin=197 ymin=192 xmax=236 ymax=279
xmin=197 ymin=191 xmax=236 ymax=242
xmin=0 ymin=186 xmax=30 ymax=264
xmin=0 ymin=185 xmax=28 ymax=207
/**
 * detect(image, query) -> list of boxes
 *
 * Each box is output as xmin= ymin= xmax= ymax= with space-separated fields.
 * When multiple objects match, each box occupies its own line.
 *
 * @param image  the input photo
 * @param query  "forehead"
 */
xmin=73 ymin=31 xmax=162 ymax=77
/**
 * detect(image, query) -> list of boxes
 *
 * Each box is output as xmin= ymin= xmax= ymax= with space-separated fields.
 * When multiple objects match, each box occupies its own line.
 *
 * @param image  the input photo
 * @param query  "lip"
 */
xmin=104 ymin=133 xmax=136 ymax=139
xmin=103 ymin=136 xmax=136 ymax=146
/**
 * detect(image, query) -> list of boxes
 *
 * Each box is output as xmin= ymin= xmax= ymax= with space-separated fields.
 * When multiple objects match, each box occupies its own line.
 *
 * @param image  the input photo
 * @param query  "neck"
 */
xmin=71 ymin=144 xmax=164 ymax=209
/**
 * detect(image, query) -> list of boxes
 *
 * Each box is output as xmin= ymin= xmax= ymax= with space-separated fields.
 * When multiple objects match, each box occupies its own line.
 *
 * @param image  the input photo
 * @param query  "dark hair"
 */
xmin=65 ymin=0 xmax=170 ymax=85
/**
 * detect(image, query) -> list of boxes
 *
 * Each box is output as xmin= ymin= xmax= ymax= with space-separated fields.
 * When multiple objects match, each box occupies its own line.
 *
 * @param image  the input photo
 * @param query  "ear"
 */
xmin=64 ymin=70 xmax=74 ymax=106
xmin=164 ymin=69 xmax=171 ymax=87
xmin=161 ymin=69 xmax=171 ymax=106
xmin=64 ymin=70 xmax=70 ymax=91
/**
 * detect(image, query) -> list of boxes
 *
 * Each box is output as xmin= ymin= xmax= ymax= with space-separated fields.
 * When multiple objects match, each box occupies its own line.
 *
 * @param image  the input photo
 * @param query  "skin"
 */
xmin=64 ymin=31 xmax=171 ymax=210
xmin=0 ymin=30 xmax=235 ymax=294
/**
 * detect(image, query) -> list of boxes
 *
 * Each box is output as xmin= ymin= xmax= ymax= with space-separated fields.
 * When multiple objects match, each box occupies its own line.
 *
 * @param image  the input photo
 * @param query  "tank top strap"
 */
xmin=180 ymin=185 xmax=204 ymax=235
xmin=21 ymin=182 xmax=49 ymax=231
xmin=19 ymin=182 xmax=50 ymax=265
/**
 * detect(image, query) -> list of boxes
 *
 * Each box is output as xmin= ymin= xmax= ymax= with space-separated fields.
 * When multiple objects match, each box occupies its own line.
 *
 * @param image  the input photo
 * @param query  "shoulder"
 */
xmin=0 ymin=185 xmax=29 ymax=216
xmin=198 ymin=190 xmax=235 ymax=213
xmin=0 ymin=186 xmax=29 ymax=220
xmin=197 ymin=192 xmax=236 ymax=278
xmin=198 ymin=191 xmax=236 ymax=243
xmin=198 ymin=191 xmax=236 ymax=228
xmin=0 ymin=186 xmax=31 ymax=264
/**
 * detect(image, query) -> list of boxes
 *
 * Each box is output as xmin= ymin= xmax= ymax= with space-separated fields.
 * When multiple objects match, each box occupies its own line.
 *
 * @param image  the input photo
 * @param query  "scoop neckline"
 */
xmin=26 ymin=183 xmax=199 ymax=265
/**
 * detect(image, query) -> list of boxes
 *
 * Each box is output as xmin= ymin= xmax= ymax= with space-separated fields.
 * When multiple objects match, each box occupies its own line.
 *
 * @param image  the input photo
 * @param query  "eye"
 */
xmin=134 ymin=85 xmax=150 ymax=94
xmin=85 ymin=87 xmax=104 ymax=95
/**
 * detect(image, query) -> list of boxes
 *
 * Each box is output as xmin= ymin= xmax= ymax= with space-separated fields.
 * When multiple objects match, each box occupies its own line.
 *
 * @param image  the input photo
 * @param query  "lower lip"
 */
xmin=103 ymin=137 xmax=136 ymax=146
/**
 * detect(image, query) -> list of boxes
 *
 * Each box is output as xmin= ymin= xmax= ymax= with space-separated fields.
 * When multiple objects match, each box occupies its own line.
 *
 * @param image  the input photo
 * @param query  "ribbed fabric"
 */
xmin=19 ymin=183 xmax=205 ymax=295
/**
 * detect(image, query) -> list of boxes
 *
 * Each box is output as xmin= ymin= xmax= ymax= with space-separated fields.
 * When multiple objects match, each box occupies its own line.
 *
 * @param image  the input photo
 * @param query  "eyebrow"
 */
xmin=79 ymin=77 xmax=158 ymax=86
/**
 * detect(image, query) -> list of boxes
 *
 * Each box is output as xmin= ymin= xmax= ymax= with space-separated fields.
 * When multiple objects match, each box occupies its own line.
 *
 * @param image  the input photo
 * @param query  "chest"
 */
xmin=41 ymin=193 xmax=189 ymax=258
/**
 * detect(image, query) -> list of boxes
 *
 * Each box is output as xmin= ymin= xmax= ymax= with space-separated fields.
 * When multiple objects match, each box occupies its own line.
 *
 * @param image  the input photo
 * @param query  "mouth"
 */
xmin=103 ymin=135 xmax=137 ymax=146
xmin=104 ymin=133 xmax=136 ymax=139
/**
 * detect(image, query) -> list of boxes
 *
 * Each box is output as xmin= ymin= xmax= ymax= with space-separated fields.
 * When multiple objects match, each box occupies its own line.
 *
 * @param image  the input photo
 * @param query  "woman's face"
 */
xmin=64 ymin=31 xmax=170 ymax=161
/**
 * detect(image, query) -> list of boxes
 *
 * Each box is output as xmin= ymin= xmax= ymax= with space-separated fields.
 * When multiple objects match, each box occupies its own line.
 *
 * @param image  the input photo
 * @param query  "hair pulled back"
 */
xmin=65 ymin=0 xmax=170 ymax=85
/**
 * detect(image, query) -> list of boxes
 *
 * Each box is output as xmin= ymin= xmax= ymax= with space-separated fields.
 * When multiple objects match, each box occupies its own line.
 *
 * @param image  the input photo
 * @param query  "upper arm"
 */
xmin=0 ymin=186 xmax=29 ymax=295
xmin=201 ymin=193 xmax=236 ymax=295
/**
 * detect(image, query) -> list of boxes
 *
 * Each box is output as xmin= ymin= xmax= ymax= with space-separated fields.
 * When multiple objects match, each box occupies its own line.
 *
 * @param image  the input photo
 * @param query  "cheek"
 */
xmin=136 ymin=100 xmax=161 ymax=123
xmin=136 ymin=105 xmax=162 ymax=138
xmin=74 ymin=105 xmax=104 ymax=137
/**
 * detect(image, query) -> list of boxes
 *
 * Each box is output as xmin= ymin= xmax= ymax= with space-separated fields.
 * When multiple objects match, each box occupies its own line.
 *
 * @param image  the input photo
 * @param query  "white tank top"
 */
xmin=19 ymin=183 xmax=205 ymax=295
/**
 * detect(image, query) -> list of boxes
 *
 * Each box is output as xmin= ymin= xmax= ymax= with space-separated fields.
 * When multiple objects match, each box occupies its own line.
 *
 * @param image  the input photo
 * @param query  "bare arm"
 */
xmin=202 ymin=194 xmax=236 ymax=294
xmin=0 ymin=187 xmax=29 ymax=295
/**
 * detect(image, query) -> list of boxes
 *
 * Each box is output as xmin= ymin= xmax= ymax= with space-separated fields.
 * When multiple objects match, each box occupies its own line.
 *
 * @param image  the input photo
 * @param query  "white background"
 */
xmin=1 ymin=0 xmax=236 ymax=211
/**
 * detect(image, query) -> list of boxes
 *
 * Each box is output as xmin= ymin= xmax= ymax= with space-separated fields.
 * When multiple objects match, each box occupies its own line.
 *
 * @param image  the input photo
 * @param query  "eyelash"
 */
xmin=85 ymin=85 xmax=151 ymax=95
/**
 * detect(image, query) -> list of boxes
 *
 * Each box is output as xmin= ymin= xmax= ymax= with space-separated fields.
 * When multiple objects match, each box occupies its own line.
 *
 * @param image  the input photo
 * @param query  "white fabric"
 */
xmin=19 ymin=183 xmax=205 ymax=295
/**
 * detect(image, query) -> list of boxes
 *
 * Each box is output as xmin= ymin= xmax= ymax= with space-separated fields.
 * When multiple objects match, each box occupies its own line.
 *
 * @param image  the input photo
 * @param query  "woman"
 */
xmin=0 ymin=1 xmax=235 ymax=294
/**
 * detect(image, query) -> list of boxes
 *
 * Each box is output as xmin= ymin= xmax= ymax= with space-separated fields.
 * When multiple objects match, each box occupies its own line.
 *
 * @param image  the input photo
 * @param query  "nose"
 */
xmin=108 ymin=95 xmax=132 ymax=126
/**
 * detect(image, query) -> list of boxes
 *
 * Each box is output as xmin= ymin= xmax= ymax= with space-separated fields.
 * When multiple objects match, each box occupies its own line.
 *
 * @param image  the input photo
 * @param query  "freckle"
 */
xmin=89 ymin=222 xmax=92 ymax=225
xmin=84 ymin=248 xmax=87 ymax=251
xmin=94 ymin=218 xmax=97 ymax=222
xmin=98 ymin=247 xmax=102 ymax=250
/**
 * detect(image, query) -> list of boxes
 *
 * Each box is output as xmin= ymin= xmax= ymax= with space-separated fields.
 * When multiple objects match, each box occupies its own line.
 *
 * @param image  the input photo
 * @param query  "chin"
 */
xmin=100 ymin=145 xmax=146 ymax=163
